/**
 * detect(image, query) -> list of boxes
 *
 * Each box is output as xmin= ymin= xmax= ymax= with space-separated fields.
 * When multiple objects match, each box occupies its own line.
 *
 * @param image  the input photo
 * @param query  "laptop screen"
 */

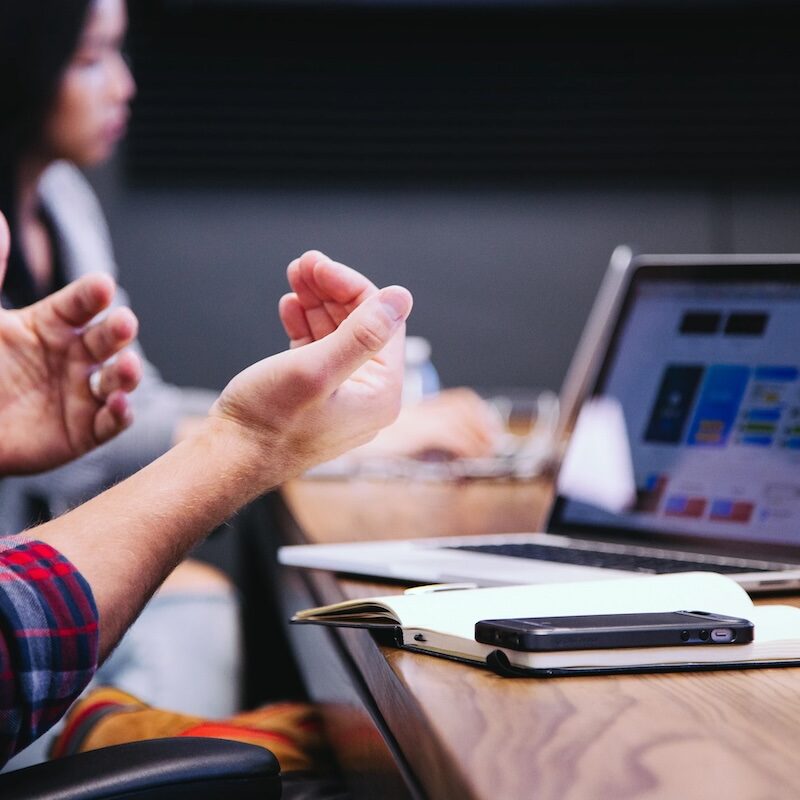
xmin=554 ymin=264 xmax=800 ymax=553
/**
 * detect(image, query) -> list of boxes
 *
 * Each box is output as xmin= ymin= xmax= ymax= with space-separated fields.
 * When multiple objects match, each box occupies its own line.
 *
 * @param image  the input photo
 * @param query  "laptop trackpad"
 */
xmin=386 ymin=549 xmax=629 ymax=586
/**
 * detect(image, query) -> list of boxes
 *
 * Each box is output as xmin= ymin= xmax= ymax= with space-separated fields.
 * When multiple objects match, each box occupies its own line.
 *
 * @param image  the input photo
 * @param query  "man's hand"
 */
xmin=278 ymin=250 xmax=379 ymax=348
xmin=211 ymin=251 xmax=412 ymax=482
xmin=0 ymin=214 xmax=142 ymax=475
xmin=36 ymin=252 xmax=409 ymax=657
xmin=279 ymin=254 xmax=501 ymax=462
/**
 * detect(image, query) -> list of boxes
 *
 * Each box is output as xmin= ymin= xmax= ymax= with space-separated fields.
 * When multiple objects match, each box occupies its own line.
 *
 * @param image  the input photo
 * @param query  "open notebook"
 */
xmin=291 ymin=572 xmax=800 ymax=677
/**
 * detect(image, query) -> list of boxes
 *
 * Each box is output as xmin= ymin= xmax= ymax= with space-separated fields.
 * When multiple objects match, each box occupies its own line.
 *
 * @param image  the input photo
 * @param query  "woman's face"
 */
xmin=41 ymin=0 xmax=136 ymax=167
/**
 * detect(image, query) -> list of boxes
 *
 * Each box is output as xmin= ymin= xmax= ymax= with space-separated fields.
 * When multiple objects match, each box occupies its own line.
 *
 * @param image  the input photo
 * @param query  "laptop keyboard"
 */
xmin=449 ymin=542 xmax=789 ymax=575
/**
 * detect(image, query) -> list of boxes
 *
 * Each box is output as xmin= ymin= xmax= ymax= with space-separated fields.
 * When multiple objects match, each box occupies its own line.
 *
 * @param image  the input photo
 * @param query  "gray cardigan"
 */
xmin=0 ymin=162 xmax=216 ymax=534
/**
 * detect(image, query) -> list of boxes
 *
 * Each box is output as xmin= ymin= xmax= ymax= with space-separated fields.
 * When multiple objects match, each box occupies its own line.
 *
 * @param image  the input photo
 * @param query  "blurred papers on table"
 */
xmin=305 ymin=389 xmax=560 ymax=482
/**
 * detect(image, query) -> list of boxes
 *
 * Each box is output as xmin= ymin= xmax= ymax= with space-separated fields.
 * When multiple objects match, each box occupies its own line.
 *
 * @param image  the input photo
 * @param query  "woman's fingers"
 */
xmin=81 ymin=306 xmax=138 ymax=363
xmin=93 ymin=390 xmax=134 ymax=443
xmin=92 ymin=350 xmax=142 ymax=400
xmin=41 ymin=273 xmax=116 ymax=328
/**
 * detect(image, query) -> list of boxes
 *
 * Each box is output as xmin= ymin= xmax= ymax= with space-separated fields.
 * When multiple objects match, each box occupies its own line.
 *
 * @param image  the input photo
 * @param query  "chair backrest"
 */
xmin=0 ymin=737 xmax=281 ymax=800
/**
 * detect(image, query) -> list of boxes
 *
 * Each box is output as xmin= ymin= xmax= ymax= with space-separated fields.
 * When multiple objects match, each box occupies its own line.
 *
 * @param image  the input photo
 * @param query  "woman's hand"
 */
xmin=354 ymin=388 xmax=503 ymax=461
xmin=0 ymin=213 xmax=141 ymax=474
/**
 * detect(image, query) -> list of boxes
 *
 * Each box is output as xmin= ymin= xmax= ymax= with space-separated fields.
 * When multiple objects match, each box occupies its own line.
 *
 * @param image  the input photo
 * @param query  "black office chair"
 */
xmin=0 ymin=737 xmax=282 ymax=800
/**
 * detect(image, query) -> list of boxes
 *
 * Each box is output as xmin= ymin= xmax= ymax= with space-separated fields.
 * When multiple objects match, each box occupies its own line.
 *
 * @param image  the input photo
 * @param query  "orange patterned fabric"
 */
xmin=51 ymin=687 xmax=330 ymax=774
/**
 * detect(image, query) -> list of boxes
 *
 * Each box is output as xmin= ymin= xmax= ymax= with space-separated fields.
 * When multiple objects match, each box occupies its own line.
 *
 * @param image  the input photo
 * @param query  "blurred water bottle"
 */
xmin=403 ymin=336 xmax=440 ymax=405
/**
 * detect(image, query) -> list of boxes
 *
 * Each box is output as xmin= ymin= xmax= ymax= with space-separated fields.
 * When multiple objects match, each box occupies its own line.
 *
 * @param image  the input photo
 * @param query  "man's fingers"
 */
xmin=41 ymin=273 xmax=116 ymax=328
xmin=82 ymin=307 xmax=139 ymax=362
xmin=288 ymin=252 xmax=378 ymax=308
xmin=310 ymin=257 xmax=377 ymax=308
xmin=93 ymin=390 xmax=134 ymax=444
xmin=278 ymin=293 xmax=314 ymax=347
xmin=286 ymin=256 xmax=341 ymax=341
xmin=93 ymin=350 xmax=142 ymax=399
xmin=287 ymin=253 xmax=381 ymax=342
xmin=302 ymin=285 xmax=413 ymax=390
xmin=286 ymin=252 xmax=327 ymax=307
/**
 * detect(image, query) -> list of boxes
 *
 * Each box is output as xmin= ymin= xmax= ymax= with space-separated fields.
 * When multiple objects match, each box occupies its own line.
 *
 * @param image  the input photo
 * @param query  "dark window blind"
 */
xmin=126 ymin=2 xmax=800 ymax=186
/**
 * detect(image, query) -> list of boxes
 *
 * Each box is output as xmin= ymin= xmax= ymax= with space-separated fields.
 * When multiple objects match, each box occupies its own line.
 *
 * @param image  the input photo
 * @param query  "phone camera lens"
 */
xmin=699 ymin=629 xmax=709 ymax=641
xmin=680 ymin=630 xmax=690 ymax=642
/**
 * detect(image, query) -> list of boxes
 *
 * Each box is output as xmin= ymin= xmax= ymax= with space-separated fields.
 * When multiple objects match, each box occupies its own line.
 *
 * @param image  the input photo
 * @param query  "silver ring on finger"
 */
xmin=89 ymin=369 xmax=104 ymax=401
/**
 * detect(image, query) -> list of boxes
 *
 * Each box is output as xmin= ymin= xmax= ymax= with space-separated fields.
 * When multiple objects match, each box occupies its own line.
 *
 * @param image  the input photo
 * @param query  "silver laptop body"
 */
xmin=280 ymin=248 xmax=800 ymax=594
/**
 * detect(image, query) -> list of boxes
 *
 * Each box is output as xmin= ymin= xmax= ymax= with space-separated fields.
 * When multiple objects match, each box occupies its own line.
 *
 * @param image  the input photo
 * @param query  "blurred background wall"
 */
xmin=90 ymin=0 xmax=800 ymax=394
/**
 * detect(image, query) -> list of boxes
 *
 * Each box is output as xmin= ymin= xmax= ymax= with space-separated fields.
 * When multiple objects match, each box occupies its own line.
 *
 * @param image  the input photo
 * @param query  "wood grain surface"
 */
xmin=281 ymin=477 xmax=800 ymax=800
xmin=282 ymin=478 xmax=551 ymax=543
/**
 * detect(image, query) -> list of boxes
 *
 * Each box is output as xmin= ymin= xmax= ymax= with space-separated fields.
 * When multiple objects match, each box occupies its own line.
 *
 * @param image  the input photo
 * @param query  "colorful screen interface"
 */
xmin=560 ymin=278 xmax=800 ymax=547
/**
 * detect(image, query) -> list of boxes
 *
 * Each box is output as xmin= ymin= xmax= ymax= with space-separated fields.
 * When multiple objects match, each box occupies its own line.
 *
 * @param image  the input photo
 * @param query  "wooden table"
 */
xmin=275 ymin=477 xmax=800 ymax=800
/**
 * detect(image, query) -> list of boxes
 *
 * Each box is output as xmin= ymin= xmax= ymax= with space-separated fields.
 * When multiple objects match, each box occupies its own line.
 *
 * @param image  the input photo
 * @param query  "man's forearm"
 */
xmin=28 ymin=262 xmax=412 ymax=661
xmin=35 ymin=419 xmax=271 ymax=658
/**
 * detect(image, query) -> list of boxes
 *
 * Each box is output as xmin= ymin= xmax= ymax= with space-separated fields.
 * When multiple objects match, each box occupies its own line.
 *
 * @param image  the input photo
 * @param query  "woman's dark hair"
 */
xmin=0 ymin=0 xmax=92 ymax=304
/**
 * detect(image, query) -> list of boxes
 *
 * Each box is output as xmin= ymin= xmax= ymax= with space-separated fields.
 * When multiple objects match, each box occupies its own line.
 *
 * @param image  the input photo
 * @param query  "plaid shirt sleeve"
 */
xmin=0 ymin=536 xmax=99 ymax=767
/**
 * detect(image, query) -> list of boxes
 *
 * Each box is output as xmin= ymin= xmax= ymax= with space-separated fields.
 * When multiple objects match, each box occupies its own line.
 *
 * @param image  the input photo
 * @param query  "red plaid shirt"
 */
xmin=0 ymin=537 xmax=98 ymax=767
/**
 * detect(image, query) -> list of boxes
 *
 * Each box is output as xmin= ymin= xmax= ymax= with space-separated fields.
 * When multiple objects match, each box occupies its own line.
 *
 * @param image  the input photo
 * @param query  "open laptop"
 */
xmin=279 ymin=248 xmax=800 ymax=593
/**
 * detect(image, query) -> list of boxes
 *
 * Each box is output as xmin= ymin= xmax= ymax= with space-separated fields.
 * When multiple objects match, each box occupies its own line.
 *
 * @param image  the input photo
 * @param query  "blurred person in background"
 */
xmin=0 ymin=0 xmax=500 ymax=518
xmin=0 ymin=0 xmax=499 ymax=531
xmin=0 ymin=0 xmax=232 ymax=767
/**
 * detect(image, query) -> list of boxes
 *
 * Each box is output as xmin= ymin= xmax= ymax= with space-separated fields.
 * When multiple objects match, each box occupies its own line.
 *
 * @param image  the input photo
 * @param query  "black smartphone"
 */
xmin=474 ymin=610 xmax=754 ymax=652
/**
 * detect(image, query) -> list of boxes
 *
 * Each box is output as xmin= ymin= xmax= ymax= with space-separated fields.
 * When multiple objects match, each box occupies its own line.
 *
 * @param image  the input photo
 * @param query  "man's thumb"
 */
xmin=311 ymin=285 xmax=413 ymax=386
